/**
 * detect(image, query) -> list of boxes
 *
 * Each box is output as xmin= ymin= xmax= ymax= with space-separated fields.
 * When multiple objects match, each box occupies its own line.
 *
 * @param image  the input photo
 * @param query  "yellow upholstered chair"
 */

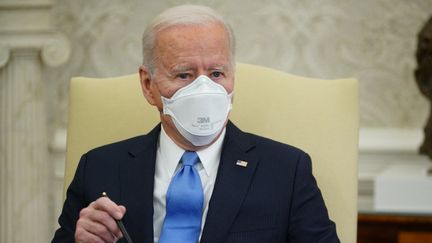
xmin=64 ymin=63 xmax=358 ymax=243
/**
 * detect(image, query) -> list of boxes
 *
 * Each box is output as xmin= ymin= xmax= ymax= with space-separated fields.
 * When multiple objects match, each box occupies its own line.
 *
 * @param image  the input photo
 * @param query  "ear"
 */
xmin=139 ymin=65 xmax=157 ymax=106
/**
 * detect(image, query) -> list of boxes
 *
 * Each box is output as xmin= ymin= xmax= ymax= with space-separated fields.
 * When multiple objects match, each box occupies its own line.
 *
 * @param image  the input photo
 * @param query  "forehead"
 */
xmin=153 ymin=23 xmax=231 ymax=67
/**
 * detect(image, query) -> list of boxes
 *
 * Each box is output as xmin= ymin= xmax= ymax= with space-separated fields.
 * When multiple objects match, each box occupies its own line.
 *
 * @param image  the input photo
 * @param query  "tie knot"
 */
xmin=181 ymin=151 xmax=199 ymax=166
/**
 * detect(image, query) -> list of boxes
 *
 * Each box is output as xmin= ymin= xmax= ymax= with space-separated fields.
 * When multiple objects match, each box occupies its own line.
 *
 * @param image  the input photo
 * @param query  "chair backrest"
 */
xmin=65 ymin=62 xmax=358 ymax=243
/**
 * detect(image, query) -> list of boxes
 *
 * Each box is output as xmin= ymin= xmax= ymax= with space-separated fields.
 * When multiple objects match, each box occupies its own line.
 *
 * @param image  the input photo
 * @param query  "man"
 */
xmin=52 ymin=5 xmax=339 ymax=243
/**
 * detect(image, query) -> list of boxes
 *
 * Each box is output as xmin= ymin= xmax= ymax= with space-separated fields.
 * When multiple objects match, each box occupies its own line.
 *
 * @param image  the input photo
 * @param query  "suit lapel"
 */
xmin=120 ymin=124 xmax=160 ymax=243
xmin=200 ymin=122 xmax=259 ymax=243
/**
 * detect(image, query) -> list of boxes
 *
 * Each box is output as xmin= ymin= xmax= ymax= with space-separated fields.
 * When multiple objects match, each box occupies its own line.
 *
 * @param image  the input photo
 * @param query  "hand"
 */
xmin=75 ymin=196 xmax=126 ymax=243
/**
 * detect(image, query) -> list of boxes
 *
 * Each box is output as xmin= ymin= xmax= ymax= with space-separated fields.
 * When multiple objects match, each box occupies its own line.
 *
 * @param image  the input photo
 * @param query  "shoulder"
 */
xmin=244 ymin=132 xmax=312 ymax=174
xmin=247 ymin=132 xmax=306 ymax=156
xmin=86 ymin=135 xmax=145 ymax=157
xmin=224 ymin=122 xmax=313 ymax=185
xmin=84 ymin=124 xmax=161 ymax=160
xmin=74 ymin=135 xmax=148 ymax=180
xmin=226 ymin=121 xmax=309 ymax=161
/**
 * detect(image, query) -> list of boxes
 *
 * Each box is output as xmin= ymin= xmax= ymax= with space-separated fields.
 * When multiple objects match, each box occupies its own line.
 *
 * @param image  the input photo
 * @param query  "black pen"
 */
xmin=102 ymin=192 xmax=133 ymax=243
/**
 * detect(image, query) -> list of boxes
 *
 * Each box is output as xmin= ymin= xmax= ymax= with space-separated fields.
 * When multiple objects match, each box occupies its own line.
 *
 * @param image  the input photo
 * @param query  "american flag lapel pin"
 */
xmin=236 ymin=160 xmax=248 ymax=167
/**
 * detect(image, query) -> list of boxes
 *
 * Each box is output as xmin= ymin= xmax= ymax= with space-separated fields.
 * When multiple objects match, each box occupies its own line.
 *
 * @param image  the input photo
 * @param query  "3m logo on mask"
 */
xmin=197 ymin=117 xmax=210 ymax=124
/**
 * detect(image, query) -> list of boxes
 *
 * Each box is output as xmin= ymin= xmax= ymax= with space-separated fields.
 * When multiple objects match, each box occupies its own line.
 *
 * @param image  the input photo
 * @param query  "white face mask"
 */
xmin=161 ymin=75 xmax=232 ymax=146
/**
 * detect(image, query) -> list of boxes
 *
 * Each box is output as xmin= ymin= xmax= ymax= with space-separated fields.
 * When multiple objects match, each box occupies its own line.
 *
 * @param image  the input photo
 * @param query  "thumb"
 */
xmin=118 ymin=205 xmax=126 ymax=217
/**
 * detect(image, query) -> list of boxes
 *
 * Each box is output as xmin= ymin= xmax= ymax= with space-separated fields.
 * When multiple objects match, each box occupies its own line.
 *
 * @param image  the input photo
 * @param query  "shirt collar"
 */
xmin=196 ymin=128 xmax=225 ymax=177
xmin=159 ymin=126 xmax=226 ymax=178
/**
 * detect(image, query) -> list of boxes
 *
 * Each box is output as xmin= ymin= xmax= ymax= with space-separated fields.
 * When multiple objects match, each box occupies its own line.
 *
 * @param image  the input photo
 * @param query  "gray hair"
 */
xmin=142 ymin=5 xmax=236 ymax=75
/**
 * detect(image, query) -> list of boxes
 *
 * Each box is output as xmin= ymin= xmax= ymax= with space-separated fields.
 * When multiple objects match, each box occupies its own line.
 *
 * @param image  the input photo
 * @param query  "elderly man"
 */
xmin=52 ymin=5 xmax=339 ymax=243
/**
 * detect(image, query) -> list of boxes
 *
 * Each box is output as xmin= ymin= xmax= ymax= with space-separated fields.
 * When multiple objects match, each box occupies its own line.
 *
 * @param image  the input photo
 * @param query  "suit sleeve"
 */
xmin=51 ymin=153 xmax=89 ymax=243
xmin=287 ymin=153 xmax=340 ymax=243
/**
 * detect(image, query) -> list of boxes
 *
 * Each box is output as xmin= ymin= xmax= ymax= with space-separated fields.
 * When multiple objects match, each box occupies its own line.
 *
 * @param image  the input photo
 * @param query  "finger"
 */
xmin=79 ymin=216 xmax=117 ymax=243
xmin=75 ymin=218 xmax=106 ymax=243
xmin=86 ymin=208 xmax=122 ymax=238
xmin=75 ymin=231 xmax=105 ymax=243
xmin=117 ymin=205 xmax=127 ymax=239
xmin=79 ymin=203 xmax=122 ymax=240
xmin=118 ymin=205 xmax=126 ymax=215
xmin=93 ymin=197 xmax=124 ymax=220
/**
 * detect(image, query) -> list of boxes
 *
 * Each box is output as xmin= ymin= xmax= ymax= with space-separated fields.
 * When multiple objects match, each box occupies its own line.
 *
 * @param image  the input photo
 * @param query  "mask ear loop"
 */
xmin=227 ymin=92 xmax=234 ymax=111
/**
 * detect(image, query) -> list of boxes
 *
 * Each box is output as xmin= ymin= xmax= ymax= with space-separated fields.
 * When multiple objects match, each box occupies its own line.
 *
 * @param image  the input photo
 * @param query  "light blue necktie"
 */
xmin=159 ymin=151 xmax=204 ymax=243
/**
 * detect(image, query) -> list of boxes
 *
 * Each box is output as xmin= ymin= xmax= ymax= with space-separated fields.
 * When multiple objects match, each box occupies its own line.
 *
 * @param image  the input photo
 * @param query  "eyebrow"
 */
xmin=169 ymin=64 xmax=229 ymax=74
xmin=209 ymin=65 xmax=227 ymax=71
xmin=170 ymin=65 xmax=195 ymax=73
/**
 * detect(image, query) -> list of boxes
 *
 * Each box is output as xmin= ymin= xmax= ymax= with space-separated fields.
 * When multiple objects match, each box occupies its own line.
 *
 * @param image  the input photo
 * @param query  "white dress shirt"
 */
xmin=153 ymin=126 xmax=225 ymax=243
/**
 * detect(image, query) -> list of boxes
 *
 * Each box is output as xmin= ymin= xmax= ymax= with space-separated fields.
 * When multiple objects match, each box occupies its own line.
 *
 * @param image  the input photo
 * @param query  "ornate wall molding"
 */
xmin=0 ymin=44 xmax=9 ymax=67
xmin=0 ymin=0 xmax=70 ymax=242
xmin=0 ymin=33 xmax=70 ymax=67
xmin=0 ymin=0 xmax=55 ymax=32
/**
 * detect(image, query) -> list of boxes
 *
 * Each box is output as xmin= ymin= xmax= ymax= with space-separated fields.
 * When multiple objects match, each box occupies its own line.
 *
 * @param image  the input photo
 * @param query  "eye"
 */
xmin=210 ymin=71 xmax=223 ymax=78
xmin=177 ymin=73 xmax=190 ymax=80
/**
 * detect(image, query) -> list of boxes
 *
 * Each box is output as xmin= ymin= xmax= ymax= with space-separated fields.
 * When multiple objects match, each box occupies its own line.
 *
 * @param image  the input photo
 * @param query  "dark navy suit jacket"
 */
xmin=52 ymin=121 xmax=339 ymax=243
